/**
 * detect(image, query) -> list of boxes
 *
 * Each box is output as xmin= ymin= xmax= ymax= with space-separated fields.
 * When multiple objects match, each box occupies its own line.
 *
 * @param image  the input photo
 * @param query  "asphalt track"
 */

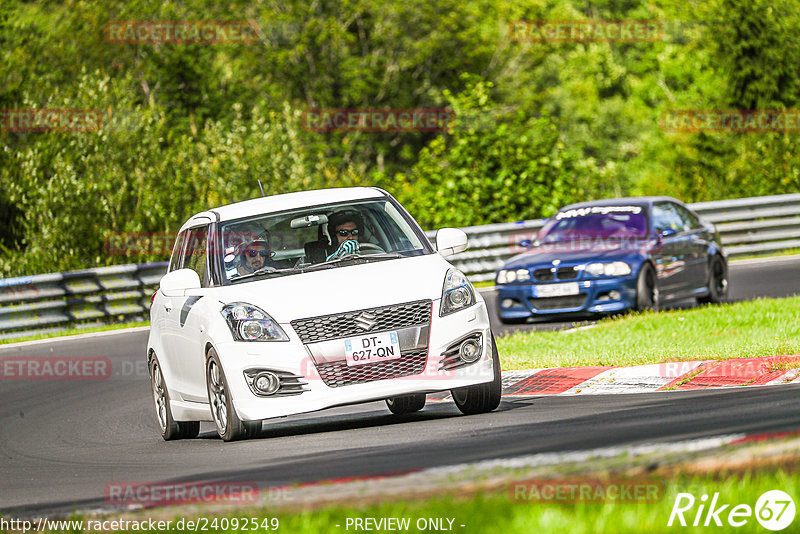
xmin=1 ymin=256 xmax=798 ymax=517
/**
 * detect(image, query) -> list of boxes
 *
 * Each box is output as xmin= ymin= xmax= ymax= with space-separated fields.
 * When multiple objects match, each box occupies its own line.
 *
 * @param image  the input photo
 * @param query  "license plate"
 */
xmin=344 ymin=331 xmax=401 ymax=367
xmin=534 ymin=282 xmax=580 ymax=298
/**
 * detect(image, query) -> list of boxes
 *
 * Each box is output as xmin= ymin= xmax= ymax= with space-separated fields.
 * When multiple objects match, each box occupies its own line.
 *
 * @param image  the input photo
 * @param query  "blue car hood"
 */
xmin=503 ymin=244 xmax=649 ymax=269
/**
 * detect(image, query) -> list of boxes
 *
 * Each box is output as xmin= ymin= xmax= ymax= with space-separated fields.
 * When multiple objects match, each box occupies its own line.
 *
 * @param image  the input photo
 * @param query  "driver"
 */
xmin=326 ymin=212 xmax=362 ymax=261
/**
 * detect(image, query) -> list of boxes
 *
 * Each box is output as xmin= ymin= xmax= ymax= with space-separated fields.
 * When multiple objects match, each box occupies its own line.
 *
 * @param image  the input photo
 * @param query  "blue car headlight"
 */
xmin=585 ymin=261 xmax=632 ymax=277
xmin=441 ymin=268 xmax=476 ymax=316
xmin=497 ymin=269 xmax=531 ymax=284
xmin=221 ymin=302 xmax=289 ymax=342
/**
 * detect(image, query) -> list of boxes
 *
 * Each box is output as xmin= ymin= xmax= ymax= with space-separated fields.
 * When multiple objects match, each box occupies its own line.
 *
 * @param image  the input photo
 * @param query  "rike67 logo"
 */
xmin=668 ymin=490 xmax=795 ymax=531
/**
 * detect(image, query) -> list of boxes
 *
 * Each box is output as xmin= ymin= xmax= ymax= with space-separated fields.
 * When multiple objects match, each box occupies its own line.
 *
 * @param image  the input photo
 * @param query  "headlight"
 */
xmin=497 ymin=269 xmax=529 ymax=284
xmin=497 ymin=270 xmax=508 ymax=284
xmin=585 ymin=261 xmax=631 ymax=277
xmin=441 ymin=268 xmax=476 ymax=316
xmin=221 ymin=302 xmax=289 ymax=342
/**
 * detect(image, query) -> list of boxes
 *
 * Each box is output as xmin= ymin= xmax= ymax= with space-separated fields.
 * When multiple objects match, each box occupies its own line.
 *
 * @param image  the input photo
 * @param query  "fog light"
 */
xmin=459 ymin=338 xmax=482 ymax=363
xmin=501 ymin=298 xmax=517 ymax=308
xmin=254 ymin=372 xmax=280 ymax=395
xmin=608 ymin=290 xmax=621 ymax=300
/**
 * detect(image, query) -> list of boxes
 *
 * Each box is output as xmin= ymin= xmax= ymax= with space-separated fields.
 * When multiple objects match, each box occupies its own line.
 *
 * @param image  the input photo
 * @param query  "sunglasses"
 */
xmin=246 ymin=249 xmax=269 ymax=258
xmin=337 ymin=229 xmax=359 ymax=237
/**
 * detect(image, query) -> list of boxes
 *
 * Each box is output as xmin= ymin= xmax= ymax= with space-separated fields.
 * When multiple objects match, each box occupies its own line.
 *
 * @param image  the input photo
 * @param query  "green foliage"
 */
xmin=1 ymin=0 xmax=800 ymax=276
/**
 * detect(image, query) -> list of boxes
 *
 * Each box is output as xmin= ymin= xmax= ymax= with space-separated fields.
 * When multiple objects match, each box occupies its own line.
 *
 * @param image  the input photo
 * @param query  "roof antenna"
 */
xmin=257 ymin=179 xmax=266 ymax=197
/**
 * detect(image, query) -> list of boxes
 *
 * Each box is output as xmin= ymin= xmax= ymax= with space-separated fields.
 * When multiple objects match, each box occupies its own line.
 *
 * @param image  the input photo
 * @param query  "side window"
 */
xmin=169 ymin=231 xmax=188 ymax=272
xmin=674 ymin=204 xmax=701 ymax=230
xmin=652 ymin=203 xmax=686 ymax=234
xmin=183 ymin=226 xmax=209 ymax=286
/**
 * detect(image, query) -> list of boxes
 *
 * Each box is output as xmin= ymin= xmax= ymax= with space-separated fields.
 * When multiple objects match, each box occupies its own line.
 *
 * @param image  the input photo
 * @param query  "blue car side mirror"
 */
xmin=659 ymin=228 xmax=678 ymax=238
xmin=518 ymin=239 xmax=533 ymax=248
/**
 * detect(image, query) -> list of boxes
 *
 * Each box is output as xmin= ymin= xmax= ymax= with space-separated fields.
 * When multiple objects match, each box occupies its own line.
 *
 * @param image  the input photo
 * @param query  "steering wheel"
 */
xmin=356 ymin=242 xmax=386 ymax=254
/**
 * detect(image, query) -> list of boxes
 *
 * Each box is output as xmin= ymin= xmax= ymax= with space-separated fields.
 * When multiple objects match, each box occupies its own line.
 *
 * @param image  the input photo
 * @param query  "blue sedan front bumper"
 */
xmin=496 ymin=275 xmax=638 ymax=320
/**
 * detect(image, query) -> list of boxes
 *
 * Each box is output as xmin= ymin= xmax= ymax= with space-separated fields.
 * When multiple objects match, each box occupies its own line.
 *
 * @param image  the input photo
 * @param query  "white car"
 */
xmin=147 ymin=187 xmax=501 ymax=441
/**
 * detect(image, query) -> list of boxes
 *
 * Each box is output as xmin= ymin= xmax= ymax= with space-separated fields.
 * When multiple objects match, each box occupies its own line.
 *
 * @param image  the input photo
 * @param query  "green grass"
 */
xmin=496 ymin=296 xmax=800 ymax=369
xmin=0 ymin=320 xmax=149 ymax=345
xmin=36 ymin=469 xmax=798 ymax=533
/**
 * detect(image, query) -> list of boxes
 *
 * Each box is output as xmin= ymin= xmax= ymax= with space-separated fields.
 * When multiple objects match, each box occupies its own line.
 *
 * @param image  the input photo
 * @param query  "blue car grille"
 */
xmin=529 ymin=295 xmax=587 ymax=310
xmin=533 ymin=266 xmax=580 ymax=282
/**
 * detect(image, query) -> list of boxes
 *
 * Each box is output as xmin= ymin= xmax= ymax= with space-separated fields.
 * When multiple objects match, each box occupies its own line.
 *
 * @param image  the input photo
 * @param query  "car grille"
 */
xmin=315 ymin=349 xmax=428 ymax=388
xmin=529 ymin=295 xmax=587 ymax=310
xmin=533 ymin=267 xmax=579 ymax=281
xmin=291 ymin=300 xmax=431 ymax=343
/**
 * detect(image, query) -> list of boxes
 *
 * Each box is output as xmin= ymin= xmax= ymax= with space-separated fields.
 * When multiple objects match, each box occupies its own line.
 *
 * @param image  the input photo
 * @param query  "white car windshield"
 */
xmin=219 ymin=198 xmax=430 ymax=284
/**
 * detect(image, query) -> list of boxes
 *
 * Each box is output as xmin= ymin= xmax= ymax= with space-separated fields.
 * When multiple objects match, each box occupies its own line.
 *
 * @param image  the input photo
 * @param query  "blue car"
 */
xmin=495 ymin=197 xmax=728 ymax=323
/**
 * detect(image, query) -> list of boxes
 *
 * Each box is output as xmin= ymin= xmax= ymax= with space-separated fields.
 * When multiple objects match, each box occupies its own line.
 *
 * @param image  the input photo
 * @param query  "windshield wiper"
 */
xmin=231 ymin=266 xmax=300 ymax=283
xmin=303 ymin=252 xmax=404 ymax=272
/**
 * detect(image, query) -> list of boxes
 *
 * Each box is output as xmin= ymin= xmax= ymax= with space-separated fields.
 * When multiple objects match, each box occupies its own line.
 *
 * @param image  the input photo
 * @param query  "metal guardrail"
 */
xmin=0 ymin=263 xmax=166 ymax=340
xmin=1 ymin=194 xmax=798 ymax=340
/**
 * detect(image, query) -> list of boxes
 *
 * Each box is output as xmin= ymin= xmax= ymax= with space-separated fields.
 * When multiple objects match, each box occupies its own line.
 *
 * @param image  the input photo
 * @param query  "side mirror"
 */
xmin=160 ymin=268 xmax=201 ymax=297
xmin=518 ymin=239 xmax=533 ymax=248
xmin=659 ymin=228 xmax=678 ymax=239
xmin=436 ymin=228 xmax=468 ymax=258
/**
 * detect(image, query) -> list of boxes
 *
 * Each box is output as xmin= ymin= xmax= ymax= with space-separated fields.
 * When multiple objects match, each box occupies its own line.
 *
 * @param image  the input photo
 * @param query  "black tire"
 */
xmin=206 ymin=347 xmax=260 ymax=441
xmin=150 ymin=355 xmax=197 ymax=441
xmin=698 ymin=255 xmax=728 ymax=304
xmin=635 ymin=262 xmax=658 ymax=311
xmin=451 ymin=334 xmax=502 ymax=415
xmin=386 ymin=393 xmax=426 ymax=414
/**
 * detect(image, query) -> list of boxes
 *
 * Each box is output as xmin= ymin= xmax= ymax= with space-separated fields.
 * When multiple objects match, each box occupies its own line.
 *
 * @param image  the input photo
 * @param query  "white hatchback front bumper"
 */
xmin=193 ymin=300 xmax=495 ymax=422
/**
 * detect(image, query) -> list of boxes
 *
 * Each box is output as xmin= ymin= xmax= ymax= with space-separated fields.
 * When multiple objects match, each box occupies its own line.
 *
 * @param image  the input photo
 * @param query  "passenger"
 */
xmin=236 ymin=237 xmax=272 ymax=276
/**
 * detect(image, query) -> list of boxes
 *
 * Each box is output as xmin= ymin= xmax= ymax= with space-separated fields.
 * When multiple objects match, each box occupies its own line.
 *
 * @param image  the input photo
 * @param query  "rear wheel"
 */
xmin=635 ymin=263 xmax=658 ymax=311
xmin=206 ymin=348 xmax=260 ymax=441
xmin=150 ymin=355 xmax=199 ymax=440
xmin=698 ymin=255 xmax=728 ymax=304
xmin=451 ymin=335 xmax=502 ymax=415
xmin=386 ymin=394 xmax=426 ymax=414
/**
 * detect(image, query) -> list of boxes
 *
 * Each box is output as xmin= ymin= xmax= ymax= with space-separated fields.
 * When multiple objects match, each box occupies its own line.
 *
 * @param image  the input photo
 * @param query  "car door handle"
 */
xmin=163 ymin=300 xmax=173 ymax=312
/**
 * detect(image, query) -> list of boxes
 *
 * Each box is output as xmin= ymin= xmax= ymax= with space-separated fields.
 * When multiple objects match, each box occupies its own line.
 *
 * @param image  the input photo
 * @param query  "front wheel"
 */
xmin=206 ymin=348 xmax=260 ymax=441
xmin=635 ymin=262 xmax=658 ymax=311
xmin=698 ymin=255 xmax=728 ymax=304
xmin=451 ymin=335 xmax=502 ymax=415
xmin=386 ymin=394 xmax=426 ymax=414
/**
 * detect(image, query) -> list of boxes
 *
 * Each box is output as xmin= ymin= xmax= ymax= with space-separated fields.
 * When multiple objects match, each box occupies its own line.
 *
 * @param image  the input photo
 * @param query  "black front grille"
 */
xmin=529 ymin=295 xmax=587 ymax=310
xmin=315 ymin=349 xmax=428 ymax=388
xmin=533 ymin=269 xmax=554 ymax=282
xmin=557 ymin=266 xmax=579 ymax=280
xmin=291 ymin=300 xmax=432 ymax=343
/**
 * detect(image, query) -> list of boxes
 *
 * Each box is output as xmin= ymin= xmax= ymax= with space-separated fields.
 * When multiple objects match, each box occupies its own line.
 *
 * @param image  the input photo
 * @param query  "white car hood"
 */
xmin=214 ymin=253 xmax=452 ymax=323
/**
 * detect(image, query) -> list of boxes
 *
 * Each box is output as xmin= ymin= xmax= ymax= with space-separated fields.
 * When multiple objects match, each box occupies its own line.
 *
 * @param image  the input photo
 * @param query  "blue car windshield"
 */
xmin=539 ymin=206 xmax=648 ymax=244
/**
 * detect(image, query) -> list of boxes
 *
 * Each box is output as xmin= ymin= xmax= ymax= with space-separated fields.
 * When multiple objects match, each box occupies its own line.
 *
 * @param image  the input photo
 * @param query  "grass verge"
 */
xmin=497 ymin=296 xmax=800 ymax=369
xmin=0 ymin=320 xmax=149 ymax=345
